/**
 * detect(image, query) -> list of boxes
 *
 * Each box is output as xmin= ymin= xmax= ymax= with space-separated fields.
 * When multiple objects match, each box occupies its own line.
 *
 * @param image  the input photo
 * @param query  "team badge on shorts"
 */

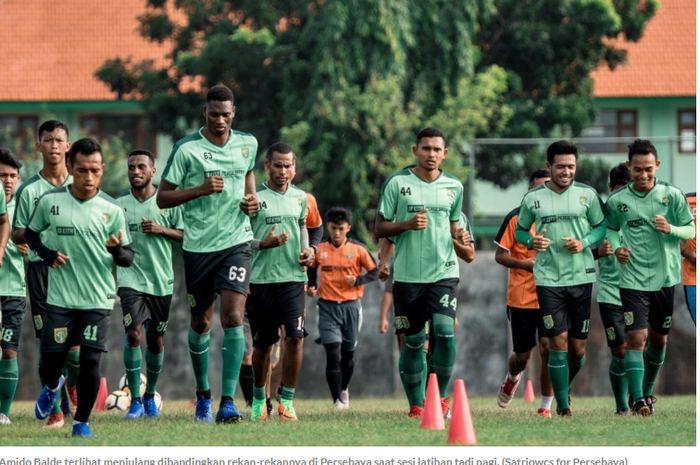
xmin=394 ymin=316 xmax=410 ymax=330
xmin=54 ymin=328 xmax=68 ymax=344
xmin=187 ymin=294 xmax=197 ymax=308
xmin=33 ymin=315 xmax=43 ymax=330
xmin=542 ymin=315 xmax=554 ymax=330
xmin=123 ymin=314 xmax=133 ymax=327
xmin=624 ymin=312 xmax=634 ymax=326
xmin=606 ymin=327 xmax=616 ymax=341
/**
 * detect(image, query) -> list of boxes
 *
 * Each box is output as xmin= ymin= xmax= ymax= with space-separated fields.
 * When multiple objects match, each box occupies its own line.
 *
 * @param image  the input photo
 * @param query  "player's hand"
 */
xmin=561 ymin=237 xmax=584 ymax=254
xmin=240 ymin=194 xmax=259 ymax=216
xmin=532 ymin=229 xmax=549 ymax=252
xmin=106 ymin=230 xmax=123 ymax=248
xmin=598 ymin=239 xmax=614 ymax=258
xmin=52 ymin=251 xmax=69 ymax=269
xmin=346 ymin=275 xmax=357 ymax=286
xmin=407 ymin=209 xmax=428 ymax=230
xmin=307 ymin=286 xmax=317 ymax=297
xmin=654 ymin=215 xmax=671 ymax=234
xmin=141 ymin=217 xmax=163 ymax=235
xmin=378 ymin=317 xmax=389 ymax=334
xmin=17 ymin=243 xmax=29 ymax=256
xmin=615 ymin=246 xmax=631 ymax=265
xmin=378 ymin=262 xmax=391 ymax=282
xmin=261 ymin=225 xmax=290 ymax=249
xmin=453 ymin=228 xmax=470 ymax=245
xmin=198 ymin=175 xmax=224 ymax=196
xmin=681 ymin=247 xmax=696 ymax=264
xmin=299 ymin=247 xmax=315 ymax=267
xmin=522 ymin=257 xmax=536 ymax=272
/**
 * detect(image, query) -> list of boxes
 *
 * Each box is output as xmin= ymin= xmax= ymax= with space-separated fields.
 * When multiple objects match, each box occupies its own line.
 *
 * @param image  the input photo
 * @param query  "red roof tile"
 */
xmin=591 ymin=0 xmax=696 ymax=98
xmin=0 ymin=0 xmax=173 ymax=101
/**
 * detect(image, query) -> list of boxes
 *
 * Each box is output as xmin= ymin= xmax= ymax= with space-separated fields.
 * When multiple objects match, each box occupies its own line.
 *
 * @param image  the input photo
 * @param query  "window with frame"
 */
xmin=678 ymin=109 xmax=696 ymax=153
xmin=80 ymin=115 xmax=157 ymax=156
xmin=581 ymin=109 xmax=638 ymax=153
xmin=0 ymin=115 xmax=38 ymax=155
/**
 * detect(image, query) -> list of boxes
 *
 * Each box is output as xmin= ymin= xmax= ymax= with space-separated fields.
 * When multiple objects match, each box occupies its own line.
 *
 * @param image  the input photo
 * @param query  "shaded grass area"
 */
xmin=0 ymin=396 xmax=695 ymax=447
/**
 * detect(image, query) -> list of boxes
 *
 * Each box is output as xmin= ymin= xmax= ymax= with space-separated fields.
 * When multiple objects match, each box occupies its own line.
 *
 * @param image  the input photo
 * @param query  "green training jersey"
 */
xmin=13 ymin=172 xmax=72 ymax=263
xmin=377 ymin=167 xmax=463 ymax=283
xmin=0 ymin=196 xmax=26 ymax=297
xmin=162 ymin=128 xmax=257 ymax=253
xmin=250 ymin=182 xmax=307 ymax=284
xmin=596 ymin=232 xmax=622 ymax=306
xmin=28 ymin=186 xmax=131 ymax=310
xmin=115 ymin=188 xmax=184 ymax=296
xmin=517 ymin=181 xmax=606 ymax=287
xmin=606 ymin=181 xmax=694 ymax=291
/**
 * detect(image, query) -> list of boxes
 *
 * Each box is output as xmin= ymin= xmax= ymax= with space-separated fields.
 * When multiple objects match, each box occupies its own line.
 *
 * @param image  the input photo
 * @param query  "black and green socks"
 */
xmin=0 ymin=358 xmax=19 ymax=416
xmin=222 ymin=326 xmax=245 ymax=398
xmin=188 ymin=328 xmax=211 ymax=391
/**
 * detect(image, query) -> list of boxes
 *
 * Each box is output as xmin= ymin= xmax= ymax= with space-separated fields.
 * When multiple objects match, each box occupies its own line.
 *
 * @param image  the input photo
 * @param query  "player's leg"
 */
xmin=0 ymin=297 xmax=26 ymax=424
xmin=250 ymin=342 xmax=273 ymax=421
xmin=642 ymin=287 xmax=674 ymax=413
xmin=36 ymin=306 xmax=74 ymax=422
xmin=428 ymin=279 xmax=459 ymax=405
xmin=119 ymin=288 xmax=147 ymax=419
xmin=339 ymin=300 xmax=362 ymax=407
xmin=318 ymin=299 xmax=344 ymax=406
xmin=566 ymin=284 xmax=592 ymax=387
xmin=684 ymin=285 xmax=696 ymax=326
xmin=247 ymin=283 xmax=278 ymax=421
xmin=276 ymin=282 xmax=307 ymax=421
xmin=498 ymin=306 xmax=536 ymax=409
xmin=599 ymin=303 xmax=629 ymax=414
xmin=140 ymin=294 xmax=170 ymax=418
xmin=536 ymin=286 xmax=572 ymax=416
xmin=239 ymin=310 xmax=255 ymax=407
xmin=215 ymin=243 xmax=253 ymax=423
xmin=620 ymin=288 xmax=651 ymax=415
xmin=537 ymin=335 xmax=554 ymax=417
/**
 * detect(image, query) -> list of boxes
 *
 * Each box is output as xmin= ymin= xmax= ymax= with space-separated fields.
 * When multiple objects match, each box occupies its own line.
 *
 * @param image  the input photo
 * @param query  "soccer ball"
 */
xmin=105 ymin=390 xmax=131 ymax=411
xmin=154 ymin=391 xmax=163 ymax=411
xmin=118 ymin=373 xmax=147 ymax=397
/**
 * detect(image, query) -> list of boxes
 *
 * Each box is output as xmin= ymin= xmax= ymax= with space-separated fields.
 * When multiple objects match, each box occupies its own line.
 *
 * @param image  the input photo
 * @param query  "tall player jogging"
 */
xmin=247 ymin=143 xmax=314 ymax=422
xmin=157 ymin=85 xmax=259 ymax=424
xmin=12 ymin=120 xmax=78 ymax=427
xmin=27 ymin=138 xmax=134 ymax=438
xmin=605 ymin=139 xmax=694 ymax=415
xmin=515 ymin=141 xmax=607 ymax=417
xmin=116 ymin=149 xmax=184 ymax=419
xmin=0 ymin=148 xmax=24 ymax=426
xmin=375 ymin=128 xmax=470 ymax=419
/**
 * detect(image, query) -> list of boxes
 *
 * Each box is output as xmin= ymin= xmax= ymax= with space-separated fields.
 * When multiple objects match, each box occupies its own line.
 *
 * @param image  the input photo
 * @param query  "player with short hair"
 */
xmin=116 ymin=149 xmax=184 ymax=419
xmin=157 ymin=85 xmax=259 ymax=423
xmin=605 ymin=139 xmax=694 ymax=415
xmin=307 ymin=206 xmax=378 ymax=409
xmin=0 ymin=148 xmax=26 ymax=426
xmin=495 ymin=169 xmax=554 ymax=418
xmin=11 ymin=120 xmax=78 ymax=427
xmin=27 ymin=137 xmax=134 ymax=437
xmin=515 ymin=141 xmax=607 ymax=417
xmin=681 ymin=192 xmax=696 ymax=325
xmin=594 ymin=163 xmax=633 ymax=415
xmin=247 ymin=143 xmax=314 ymax=422
xmin=375 ymin=127 xmax=470 ymax=418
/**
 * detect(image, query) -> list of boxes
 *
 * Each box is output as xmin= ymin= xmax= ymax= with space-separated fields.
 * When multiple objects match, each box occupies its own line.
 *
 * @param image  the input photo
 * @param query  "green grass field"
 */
xmin=0 ymin=396 xmax=695 ymax=447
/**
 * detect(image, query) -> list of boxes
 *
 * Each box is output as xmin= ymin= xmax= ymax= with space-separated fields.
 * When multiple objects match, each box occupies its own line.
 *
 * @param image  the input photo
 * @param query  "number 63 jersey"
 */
xmin=517 ymin=181 xmax=606 ymax=287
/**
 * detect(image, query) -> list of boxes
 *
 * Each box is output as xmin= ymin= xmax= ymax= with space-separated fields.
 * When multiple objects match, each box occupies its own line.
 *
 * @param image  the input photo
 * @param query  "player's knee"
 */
xmin=126 ymin=330 xmax=142 ymax=348
xmin=610 ymin=342 xmax=627 ymax=359
xmin=626 ymin=330 xmax=647 ymax=350
xmin=324 ymin=343 xmax=341 ymax=368
xmin=190 ymin=315 xmax=212 ymax=334
xmin=146 ymin=333 xmax=164 ymax=354
xmin=341 ymin=349 xmax=355 ymax=365
xmin=284 ymin=337 xmax=302 ymax=351
xmin=404 ymin=333 xmax=426 ymax=351
xmin=79 ymin=347 xmax=102 ymax=374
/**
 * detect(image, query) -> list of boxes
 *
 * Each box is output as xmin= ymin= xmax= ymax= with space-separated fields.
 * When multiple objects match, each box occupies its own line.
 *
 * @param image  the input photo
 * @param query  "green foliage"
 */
xmin=576 ymin=156 xmax=613 ymax=196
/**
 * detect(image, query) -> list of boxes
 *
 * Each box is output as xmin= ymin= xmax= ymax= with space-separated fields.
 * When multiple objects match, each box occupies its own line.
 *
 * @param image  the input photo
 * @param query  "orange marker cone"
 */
xmin=448 ymin=379 xmax=477 ymax=445
xmin=95 ymin=377 xmax=108 ymax=411
xmin=421 ymin=373 xmax=445 ymax=430
xmin=524 ymin=379 xmax=535 ymax=403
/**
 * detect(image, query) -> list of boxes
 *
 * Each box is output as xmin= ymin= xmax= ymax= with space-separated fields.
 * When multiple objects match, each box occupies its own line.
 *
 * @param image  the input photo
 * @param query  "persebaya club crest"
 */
xmin=662 ymin=196 xmax=670 ymax=206
xmin=54 ymin=327 xmax=68 ymax=344
xmin=579 ymin=196 xmax=588 ymax=206
xmin=606 ymin=327 xmax=616 ymax=341
xmin=123 ymin=314 xmax=133 ymax=327
xmin=101 ymin=212 xmax=111 ymax=224
xmin=394 ymin=316 xmax=410 ymax=330
xmin=624 ymin=312 xmax=634 ymax=326
xmin=242 ymin=147 xmax=250 ymax=158
xmin=346 ymin=252 xmax=353 ymax=259
xmin=543 ymin=315 xmax=554 ymax=329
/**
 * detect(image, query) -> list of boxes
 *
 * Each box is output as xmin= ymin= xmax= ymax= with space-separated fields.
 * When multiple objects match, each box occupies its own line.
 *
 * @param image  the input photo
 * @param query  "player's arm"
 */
xmin=10 ymin=190 xmax=30 ymax=245
xmin=0 ymin=212 xmax=9 ymax=266
xmin=378 ymin=289 xmax=393 ymax=333
xmin=140 ymin=217 xmax=184 ymax=243
xmin=156 ymin=178 xmax=223 ymax=209
xmin=377 ymin=237 xmax=395 ymax=282
xmin=107 ymin=234 xmax=135 ymax=267
xmin=494 ymin=247 xmax=534 ymax=272
xmin=24 ymin=196 xmax=68 ymax=268
xmin=681 ymin=242 xmax=696 ymax=264
xmin=298 ymin=222 xmax=315 ymax=266
xmin=239 ymin=170 xmax=259 ymax=216
xmin=349 ymin=246 xmax=379 ymax=286
xmin=375 ymin=212 xmax=427 ymax=238
xmin=451 ymin=220 xmax=474 ymax=262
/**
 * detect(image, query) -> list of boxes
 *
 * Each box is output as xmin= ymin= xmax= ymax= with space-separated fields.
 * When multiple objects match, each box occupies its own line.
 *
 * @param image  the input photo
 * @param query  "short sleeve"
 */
xmin=377 ymin=179 xmax=399 ymax=221
xmin=299 ymin=194 xmax=308 ymax=224
xmin=449 ymin=184 xmax=464 ymax=222
xmin=12 ymin=188 xmax=32 ymax=229
xmin=161 ymin=146 xmax=188 ymax=187
xmin=587 ymin=190 xmax=606 ymax=227
xmin=459 ymin=212 xmax=475 ymax=243
xmin=674 ymin=189 xmax=694 ymax=226
xmin=496 ymin=215 xmax=517 ymax=250
xmin=113 ymin=208 xmax=131 ymax=246
xmin=605 ymin=198 xmax=620 ymax=230
xmin=516 ymin=195 xmax=535 ymax=231
xmin=168 ymin=206 xmax=185 ymax=230
xmin=28 ymin=195 xmax=49 ymax=233
xmin=0 ymin=194 xmax=6 ymax=216
xmin=248 ymin=137 xmax=258 ymax=173
xmin=360 ymin=245 xmax=377 ymax=271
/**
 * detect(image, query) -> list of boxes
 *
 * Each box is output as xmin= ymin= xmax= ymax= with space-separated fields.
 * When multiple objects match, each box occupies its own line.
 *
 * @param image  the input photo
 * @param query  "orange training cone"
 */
xmin=95 ymin=377 xmax=108 ymax=411
xmin=421 ymin=373 xmax=445 ymax=430
xmin=448 ymin=379 xmax=477 ymax=445
xmin=524 ymin=379 xmax=535 ymax=403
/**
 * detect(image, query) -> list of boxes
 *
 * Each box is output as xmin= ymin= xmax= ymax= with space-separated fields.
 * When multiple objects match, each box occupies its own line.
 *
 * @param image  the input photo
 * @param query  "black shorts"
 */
xmin=507 ymin=306 xmax=546 ymax=354
xmin=27 ymin=260 xmax=49 ymax=338
xmin=118 ymin=288 xmax=172 ymax=335
xmin=41 ymin=305 xmax=111 ymax=353
xmin=598 ymin=302 xmax=627 ymax=347
xmin=536 ymin=284 xmax=593 ymax=339
xmin=620 ymin=287 xmax=675 ymax=335
xmin=248 ymin=282 xmax=306 ymax=348
xmin=184 ymin=242 xmax=252 ymax=315
xmin=1 ymin=296 xmax=27 ymax=351
xmin=393 ymin=278 xmax=459 ymax=337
